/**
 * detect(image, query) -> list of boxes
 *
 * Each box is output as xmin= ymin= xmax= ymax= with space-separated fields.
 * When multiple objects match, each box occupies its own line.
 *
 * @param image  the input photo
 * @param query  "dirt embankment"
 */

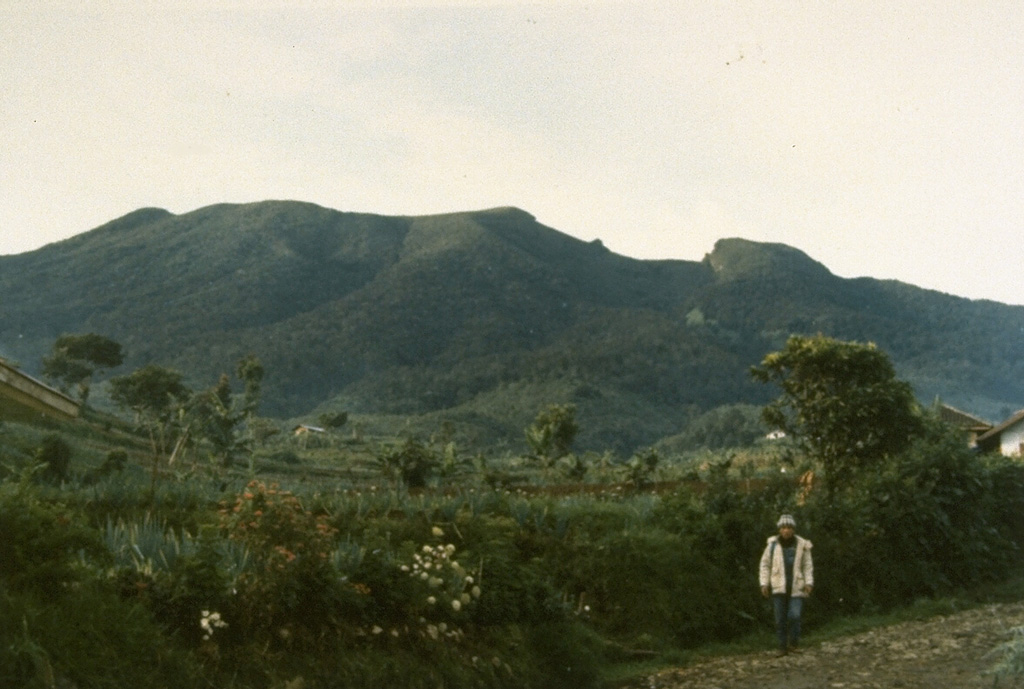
xmin=636 ymin=601 xmax=1024 ymax=689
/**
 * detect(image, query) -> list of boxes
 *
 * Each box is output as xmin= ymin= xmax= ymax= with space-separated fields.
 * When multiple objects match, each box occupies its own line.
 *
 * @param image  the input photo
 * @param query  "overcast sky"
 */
xmin=3 ymin=1 xmax=1022 ymax=305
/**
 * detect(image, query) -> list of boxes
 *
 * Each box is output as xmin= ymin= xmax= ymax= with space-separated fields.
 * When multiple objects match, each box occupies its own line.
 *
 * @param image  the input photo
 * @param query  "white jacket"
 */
xmin=759 ymin=535 xmax=813 ymax=596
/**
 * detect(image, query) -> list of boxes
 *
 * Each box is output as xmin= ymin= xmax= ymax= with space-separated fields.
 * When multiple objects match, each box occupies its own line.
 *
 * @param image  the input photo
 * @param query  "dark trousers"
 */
xmin=772 ymin=593 xmax=804 ymax=650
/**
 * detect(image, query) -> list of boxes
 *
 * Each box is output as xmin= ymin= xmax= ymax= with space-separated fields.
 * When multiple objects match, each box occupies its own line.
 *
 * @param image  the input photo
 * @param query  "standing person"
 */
xmin=759 ymin=514 xmax=813 ymax=656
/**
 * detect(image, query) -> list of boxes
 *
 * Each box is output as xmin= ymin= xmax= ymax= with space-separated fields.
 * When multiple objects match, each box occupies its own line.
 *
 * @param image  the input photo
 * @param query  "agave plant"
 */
xmin=104 ymin=514 xmax=191 ymax=574
xmin=987 ymin=625 xmax=1024 ymax=686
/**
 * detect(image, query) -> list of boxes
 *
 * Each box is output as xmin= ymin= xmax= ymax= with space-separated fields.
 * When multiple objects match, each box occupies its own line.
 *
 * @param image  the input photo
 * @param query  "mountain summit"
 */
xmin=2 ymin=201 xmax=1021 ymax=451
xmin=705 ymin=238 xmax=833 ymax=281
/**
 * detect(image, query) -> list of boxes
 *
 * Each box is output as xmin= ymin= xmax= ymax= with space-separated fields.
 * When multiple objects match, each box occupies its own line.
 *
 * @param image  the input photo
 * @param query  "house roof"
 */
xmin=976 ymin=409 xmax=1024 ymax=446
xmin=938 ymin=404 xmax=992 ymax=431
xmin=0 ymin=358 xmax=80 ymax=421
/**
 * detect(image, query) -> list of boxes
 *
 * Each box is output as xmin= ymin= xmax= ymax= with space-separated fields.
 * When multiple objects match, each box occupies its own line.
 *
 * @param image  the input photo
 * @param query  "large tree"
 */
xmin=751 ymin=334 xmax=923 ymax=494
xmin=109 ymin=365 xmax=191 ymax=493
xmin=41 ymin=333 xmax=123 ymax=404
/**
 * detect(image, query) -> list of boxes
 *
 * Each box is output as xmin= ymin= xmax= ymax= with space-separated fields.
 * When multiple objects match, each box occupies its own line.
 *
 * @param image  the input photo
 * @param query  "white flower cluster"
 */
xmin=397 ymin=527 xmax=482 ymax=641
xmin=199 ymin=610 xmax=228 ymax=641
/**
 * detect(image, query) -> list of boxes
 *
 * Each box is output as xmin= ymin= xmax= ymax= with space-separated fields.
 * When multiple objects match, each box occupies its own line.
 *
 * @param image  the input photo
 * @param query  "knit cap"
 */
xmin=777 ymin=514 xmax=796 ymax=528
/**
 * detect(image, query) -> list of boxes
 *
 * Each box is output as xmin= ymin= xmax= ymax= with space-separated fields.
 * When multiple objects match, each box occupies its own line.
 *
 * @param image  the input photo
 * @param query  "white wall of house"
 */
xmin=1000 ymin=421 xmax=1024 ymax=456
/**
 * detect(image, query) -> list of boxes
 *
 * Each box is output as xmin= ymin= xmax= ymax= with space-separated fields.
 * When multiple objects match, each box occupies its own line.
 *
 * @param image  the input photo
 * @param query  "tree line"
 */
xmin=38 ymin=329 xmax=969 ymax=499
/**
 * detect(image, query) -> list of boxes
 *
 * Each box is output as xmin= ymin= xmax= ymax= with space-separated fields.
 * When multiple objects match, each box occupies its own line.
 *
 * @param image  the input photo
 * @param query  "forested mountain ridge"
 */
xmin=2 ymin=200 xmax=1021 ymax=452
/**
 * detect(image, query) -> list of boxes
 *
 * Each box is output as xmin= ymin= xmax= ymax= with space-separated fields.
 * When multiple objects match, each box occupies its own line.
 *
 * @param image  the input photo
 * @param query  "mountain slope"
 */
xmin=2 ymin=201 xmax=1021 ymax=452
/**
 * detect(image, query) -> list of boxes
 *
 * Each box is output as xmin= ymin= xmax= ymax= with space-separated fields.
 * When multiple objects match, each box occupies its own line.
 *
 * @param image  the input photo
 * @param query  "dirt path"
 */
xmin=636 ymin=601 xmax=1024 ymax=689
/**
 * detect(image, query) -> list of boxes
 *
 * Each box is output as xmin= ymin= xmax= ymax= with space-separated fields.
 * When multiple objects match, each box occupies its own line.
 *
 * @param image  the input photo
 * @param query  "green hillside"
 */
xmin=2 ymin=201 xmax=1022 ymax=452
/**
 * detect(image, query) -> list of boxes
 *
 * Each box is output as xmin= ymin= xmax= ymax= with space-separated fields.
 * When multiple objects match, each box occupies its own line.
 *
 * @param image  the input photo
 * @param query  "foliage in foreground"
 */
xmin=2 ymin=420 xmax=1024 ymax=688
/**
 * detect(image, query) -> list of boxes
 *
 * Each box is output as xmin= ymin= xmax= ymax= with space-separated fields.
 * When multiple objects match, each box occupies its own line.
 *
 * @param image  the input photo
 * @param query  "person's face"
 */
xmin=778 ymin=525 xmax=795 ymax=539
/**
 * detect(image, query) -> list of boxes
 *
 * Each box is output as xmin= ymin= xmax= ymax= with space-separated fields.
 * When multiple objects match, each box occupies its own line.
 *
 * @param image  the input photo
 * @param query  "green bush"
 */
xmin=376 ymin=439 xmax=440 ymax=488
xmin=454 ymin=514 xmax=568 ymax=629
xmin=111 ymin=523 xmax=236 ymax=645
xmin=100 ymin=449 xmax=128 ymax=474
xmin=0 ymin=585 xmax=200 ymax=689
xmin=804 ymin=423 xmax=1024 ymax=614
xmin=35 ymin=434 xmax=72 ymax=484
xmin=0 ymin=481 xmax=108 ymax=596
xmin=218 ymin=480 xmax=345 ymax=645
xmin=0 ymin=482 xmax=199 ymax=688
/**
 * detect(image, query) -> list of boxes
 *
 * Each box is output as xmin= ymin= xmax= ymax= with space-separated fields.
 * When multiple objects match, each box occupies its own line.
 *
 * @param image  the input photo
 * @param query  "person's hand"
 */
xmin=802 ymin=585 xmax=813 ymax=596
xmin=761 ymin=586 xmax=770 ymax=598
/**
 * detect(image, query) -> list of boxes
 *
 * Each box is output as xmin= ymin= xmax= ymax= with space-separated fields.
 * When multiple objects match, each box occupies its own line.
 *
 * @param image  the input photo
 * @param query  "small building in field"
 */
xmin=975 ymin=409 xmax=1024 ymax=457
xmin=0 ymin=358 xmax=80 ymax=422
xmin=292 ymin=424 xmax=325 ymax=436
xmin=938 ymin=404 xmax=993 ymax=448
xmin=292 ymin=423 xmax=327 ymax=448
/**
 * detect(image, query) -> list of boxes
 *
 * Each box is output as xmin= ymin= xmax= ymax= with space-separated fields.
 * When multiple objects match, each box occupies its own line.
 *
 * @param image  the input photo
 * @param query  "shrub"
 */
xmin=111 ymin=523 xmax=238 ymax=645
xmin=35 ymin=434 xmax=72 ymax=484
xmin=219 ymin=480 xmax=345 ymax=644
xmin=456 ymin=515 xmax=567 ymax=629
xmin=397 ymin=530 xmax=482 ymax=635
xmin=0 ymin=585 xmax=200 ymax=689
xmin=0 ymin=481 xmax=108 ymax=596
xmin=100 ymin=449 xmax=128 ymax=474
xmin=376 ymin=439 xmax=440 ymax=488
xmin=802 ymin=421 xmax=1024 ymax=615
xmin=622 ymin=447 xmax=660 ymax=488
xmin=0 ymin=483 xmax=199 ymax=688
